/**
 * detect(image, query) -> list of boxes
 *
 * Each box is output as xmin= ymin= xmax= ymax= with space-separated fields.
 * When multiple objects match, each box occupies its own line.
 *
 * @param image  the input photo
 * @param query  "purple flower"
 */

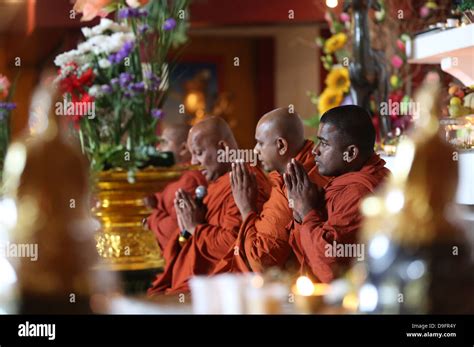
xmin=123 ymin=91 xmax=133 ymax=99
xmin=101 ymin=84 xmax=113 ymax=94
xmin=138 ymin=24 xmax=149 ymax=34
xmin=151 ymin=108 xmax=164 ymax=119
xmin=0 ymin=102 xmax=16 ymax=120
xmin=119 ymin=72 xmax=133 ymax=87
xmin=130 ymin=81 xmax=145 ymax=92
xmin=108 ymin=41 xmax=134 ymax=64
xmin=110 ymin=78 xmax=119 ymax=85
xmin=0 ymin=102 xmax=16 ymax=111
xmin=118 ymin=7 xmax=148 ymax=19
xmin=163 ymin=18 xmax=176 ymax=31
xmin=144 ymin=71 xmax=161 ymax=90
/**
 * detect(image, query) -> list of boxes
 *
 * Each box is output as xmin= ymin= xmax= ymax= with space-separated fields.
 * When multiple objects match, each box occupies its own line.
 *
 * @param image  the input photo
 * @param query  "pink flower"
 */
xmin=396 ymin=39 xmax=405 ymax=52
xmin=0 ymin=74 xmax=10 ymax=99
xmin=419 ymin=6 xmax=430 ymax=18
xmin=391 ymin=55 xmax=404 ymax=69
xmin=340 ymin=12 xmax=350 ymax=23
xmin=73 ymin=0 xmax=114 ymax=21
xmin=126 ymin=0 xmax=149 ymax=8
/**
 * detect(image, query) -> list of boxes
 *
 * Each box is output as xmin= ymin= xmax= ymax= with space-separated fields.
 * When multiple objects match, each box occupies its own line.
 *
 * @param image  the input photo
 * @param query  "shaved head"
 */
xmin=254 ymin=107 xmax=306 ymax=173
xmin=189 ymin=116 xmax=238 ymax=147
xmin=164 ymin=123 xmax=191 ymax=144
xmin=258 ymin=107 xmax=305 ymax=148
xmin=188 ymin=116 xmax=238 ymax=182
xmin=158 ymin=123 xmax=192 ymax=164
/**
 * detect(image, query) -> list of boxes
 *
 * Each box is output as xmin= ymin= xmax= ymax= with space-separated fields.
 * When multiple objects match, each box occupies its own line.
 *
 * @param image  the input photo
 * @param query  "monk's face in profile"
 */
xmin=187 ymin=132 xmax=226 ymax=182
xmin=313 ymin=122 xmax=355 ymax=176
xmin=254 ymin=121 xmax=282 ymax=172
xmin=157 ymin=128 xmax=187 ymax=163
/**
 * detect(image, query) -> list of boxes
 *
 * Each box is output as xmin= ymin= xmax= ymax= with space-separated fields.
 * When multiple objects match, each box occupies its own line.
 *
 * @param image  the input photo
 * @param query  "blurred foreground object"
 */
xmin=291 ymin=276 xmax=331 ymax=314
xmin=356 ymin=72 xmax=474 ymax=313
xmin=189 ymin=271 xmax=288 ymax=314
xmin=2 ymin=91 xmax=118 ymax=314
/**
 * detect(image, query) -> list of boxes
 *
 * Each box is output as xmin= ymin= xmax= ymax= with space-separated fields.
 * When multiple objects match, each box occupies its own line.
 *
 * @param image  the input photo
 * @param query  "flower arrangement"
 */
xmin=306 ymin=1 xmax=416 ymax=147
xmin=305 ymin=10 xmax=352 ymax=130
xmin=0 ymin=74 xmax=17 ymax=181
xmin=55 ymin=0 xmax=189 ymax=174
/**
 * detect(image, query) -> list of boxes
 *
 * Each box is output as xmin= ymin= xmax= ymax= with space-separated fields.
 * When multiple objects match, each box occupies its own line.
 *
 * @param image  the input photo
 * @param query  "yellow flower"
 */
xmin=325 ymin=67 xmax=350 ymax=93
xmin=324 ymin=32 xmax=348 ymax=54
xmin=318 ymin=88 xmax=343 ymax=115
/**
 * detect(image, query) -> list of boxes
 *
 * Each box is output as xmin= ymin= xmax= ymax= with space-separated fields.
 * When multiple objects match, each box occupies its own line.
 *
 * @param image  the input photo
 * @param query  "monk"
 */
xmin=148 ymin=116 xmax=270 ymax=295
xmin=212 ymin=107 xmax=329 ymax=274
xmin=285 ymin=105 xmax=390 ymax=283
xmin=145 ymin=123 xmax=207 ymax=251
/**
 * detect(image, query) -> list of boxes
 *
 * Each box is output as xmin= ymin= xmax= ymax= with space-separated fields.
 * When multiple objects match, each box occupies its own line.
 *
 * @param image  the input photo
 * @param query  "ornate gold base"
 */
xmin=92 ymin=167 xmax=185 ymax=271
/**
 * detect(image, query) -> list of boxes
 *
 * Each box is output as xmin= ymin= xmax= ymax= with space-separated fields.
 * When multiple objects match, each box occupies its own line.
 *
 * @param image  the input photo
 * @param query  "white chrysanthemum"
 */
xmin=77 ymin=40 xmax=93 ymax=54
xmin=107 ymin=32 xmax=135 ymax=53
xmin=126 ymin=0 xmax=143 ymax=8
xmin=82 ymin=18 xmax=131 ymax=39
xmin=82 ymin=32 xmax=135 ymax=56
xmin=88 ymin=85 xmax=102 ymax=97
xmin=81 ymin=27 xmax=92 ymax=38
xmin=80 ymin=35 xmax=107 ymax=55
xmin=54 ymin=49 xmax=80 ymax=67
xmin=54 ymin=49 xmax=94 ymax=68
xmin=98 ymin=58 xmax=112 ymax=69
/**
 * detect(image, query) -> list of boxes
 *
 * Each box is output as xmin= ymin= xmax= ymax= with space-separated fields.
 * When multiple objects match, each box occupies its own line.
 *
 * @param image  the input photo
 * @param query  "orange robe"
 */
xmin=212 ymin=140 xmax=329 ymax=274
xmin=290 ymin=153 xmax=390 ymax=283
xmin=148 ymin=166 xmax=270 ymax=295
xmin=146 ymin=169 xmax=207 ymax=252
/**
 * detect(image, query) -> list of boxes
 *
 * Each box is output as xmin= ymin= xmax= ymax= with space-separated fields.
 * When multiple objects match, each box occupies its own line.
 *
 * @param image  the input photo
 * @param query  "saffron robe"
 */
xmin=290 ymin=153 xmax=390 ymax=283
xmin=147 ymin=169 xmax=207 ymax=251
xmin=148 ymin=166 xmax=270 ymax=295
xmin=212 ymin=140 xmax=329 ymax=274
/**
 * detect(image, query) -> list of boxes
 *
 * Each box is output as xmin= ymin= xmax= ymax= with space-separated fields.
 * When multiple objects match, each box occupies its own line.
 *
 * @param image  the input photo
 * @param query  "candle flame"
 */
xmin=296 ymin=276 xmax=315 ymax=296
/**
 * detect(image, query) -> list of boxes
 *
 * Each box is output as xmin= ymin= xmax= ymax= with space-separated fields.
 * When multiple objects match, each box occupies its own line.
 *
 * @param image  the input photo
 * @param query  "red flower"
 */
xmin=77 ymin=68 xmax=95 ymax=87
xmin=58 ymin=64 xmax=95 ymax=96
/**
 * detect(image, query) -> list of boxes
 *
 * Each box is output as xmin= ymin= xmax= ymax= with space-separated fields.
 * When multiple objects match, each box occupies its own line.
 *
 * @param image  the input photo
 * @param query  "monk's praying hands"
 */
xmin=284 ymin=158 xmax=322 ymax=223
xmin=230 ymin=160 xmax=258 ymax=220
xmin=174 ymin=188 xmax=206 ymax=235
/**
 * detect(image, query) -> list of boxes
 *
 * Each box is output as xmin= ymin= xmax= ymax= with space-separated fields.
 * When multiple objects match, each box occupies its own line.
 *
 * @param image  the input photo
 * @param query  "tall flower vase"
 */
xmin=92 ymin=167 xmax=185 ymax=293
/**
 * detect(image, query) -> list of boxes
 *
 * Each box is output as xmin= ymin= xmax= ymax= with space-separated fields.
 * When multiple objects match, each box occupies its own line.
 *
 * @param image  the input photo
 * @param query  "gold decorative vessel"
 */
xmin=92 ymin=167 xmax=186 ymax=271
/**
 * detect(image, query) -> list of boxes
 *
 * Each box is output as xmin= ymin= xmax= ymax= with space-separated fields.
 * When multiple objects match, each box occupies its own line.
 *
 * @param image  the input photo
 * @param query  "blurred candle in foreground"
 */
xmin=293 ymin=276 xmax=330 ymax=313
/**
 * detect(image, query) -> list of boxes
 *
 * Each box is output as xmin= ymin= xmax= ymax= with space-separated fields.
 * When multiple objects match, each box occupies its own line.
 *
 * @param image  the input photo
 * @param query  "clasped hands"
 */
xmin=230 ymin=160 xmax=258 ymax=220
xmin=230 ymin=158 xmax=322 ymax=223
xmin=174 ymin=189 xmax=207 ymax=235
xmin=283 ymin=158 xmax=323 ymax=223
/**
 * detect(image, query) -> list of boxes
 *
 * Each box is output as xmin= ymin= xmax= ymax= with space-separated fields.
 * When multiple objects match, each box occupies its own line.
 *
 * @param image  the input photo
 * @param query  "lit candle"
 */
xmin=293 ymin=276 xmax=330 ymax=313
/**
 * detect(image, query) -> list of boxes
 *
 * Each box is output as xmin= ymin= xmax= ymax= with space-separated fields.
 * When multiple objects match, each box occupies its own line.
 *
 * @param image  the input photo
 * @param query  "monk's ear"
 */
xmin=178 ymin=142 xmax=189 ymax=158
xmin=217 ymin=140 xmax=228 ymax=151
xmin=276 ymin=137 xmax=289 ymax=156
xmin=343 ymin=145 xmax=359 ymax=163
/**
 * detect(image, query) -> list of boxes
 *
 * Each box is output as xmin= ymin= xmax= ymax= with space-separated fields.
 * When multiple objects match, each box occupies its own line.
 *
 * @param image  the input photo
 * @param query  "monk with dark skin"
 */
xmin=148 ymin=116 xmax=270 ymax=294
xmin=285 ymin=105 xmax=390 ymax=283
xmin=145 ymin=123 xmax=206 ymax=251
xmin=212 ymin=107 xmax=328 ymax=274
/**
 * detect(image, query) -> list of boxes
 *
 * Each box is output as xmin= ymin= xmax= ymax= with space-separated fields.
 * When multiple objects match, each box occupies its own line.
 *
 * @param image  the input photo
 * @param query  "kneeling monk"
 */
xmin=285 ymin=105 xmax=390 ymax=283
xmin=145 ymin=123 xmax=206 ymax=251
xmin=148 ymin=116 xmax=270 ymax=295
